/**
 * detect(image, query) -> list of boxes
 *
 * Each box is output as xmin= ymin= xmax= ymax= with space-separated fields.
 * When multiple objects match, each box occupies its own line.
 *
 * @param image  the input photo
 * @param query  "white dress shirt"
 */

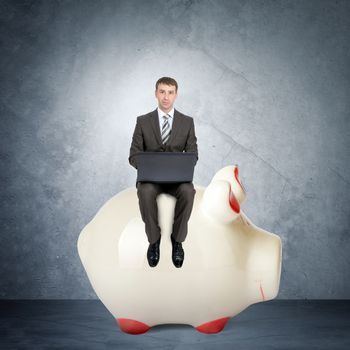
xmin=157 ymin=106 xmax=174 ymax=132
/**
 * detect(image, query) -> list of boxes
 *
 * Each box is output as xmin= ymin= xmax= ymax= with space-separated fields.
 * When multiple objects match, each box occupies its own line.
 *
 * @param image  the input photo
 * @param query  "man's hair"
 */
xmin=155 ymin=77 xmax=178 ymax=92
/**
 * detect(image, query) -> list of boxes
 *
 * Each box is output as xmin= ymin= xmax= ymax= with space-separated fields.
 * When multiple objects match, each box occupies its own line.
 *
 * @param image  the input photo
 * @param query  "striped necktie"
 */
xmin=161 ymin=114 xmax=171 ymax=144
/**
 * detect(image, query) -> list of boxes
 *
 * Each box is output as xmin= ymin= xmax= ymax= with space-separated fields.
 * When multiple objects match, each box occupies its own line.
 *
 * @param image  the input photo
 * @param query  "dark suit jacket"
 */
xmin=129 ymin=108 xmax=198 ymax=172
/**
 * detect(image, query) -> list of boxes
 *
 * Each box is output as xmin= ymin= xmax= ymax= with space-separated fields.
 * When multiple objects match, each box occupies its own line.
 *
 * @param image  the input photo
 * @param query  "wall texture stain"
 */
xmin=0 ymin=0 xmax=349 ymax=299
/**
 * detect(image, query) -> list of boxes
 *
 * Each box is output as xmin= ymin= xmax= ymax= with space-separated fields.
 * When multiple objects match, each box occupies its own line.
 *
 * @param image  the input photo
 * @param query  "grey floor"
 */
xmin=1 ymin=300 xmax=349 ymax=350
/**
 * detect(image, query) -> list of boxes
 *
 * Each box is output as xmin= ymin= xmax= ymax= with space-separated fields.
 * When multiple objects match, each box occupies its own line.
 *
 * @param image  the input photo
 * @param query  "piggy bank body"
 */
xmin=77 ymin=166 xmax=282 ymax=334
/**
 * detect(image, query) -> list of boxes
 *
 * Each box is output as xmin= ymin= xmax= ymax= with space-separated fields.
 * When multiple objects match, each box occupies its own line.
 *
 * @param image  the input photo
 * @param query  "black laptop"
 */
xmin=135 ymin=152 xmax=197 ymax=183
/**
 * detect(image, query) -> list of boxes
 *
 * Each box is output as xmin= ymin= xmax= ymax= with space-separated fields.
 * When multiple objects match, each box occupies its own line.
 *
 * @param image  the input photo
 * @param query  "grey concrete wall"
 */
xmin=1 ymin=0 xmax=349 ymax=299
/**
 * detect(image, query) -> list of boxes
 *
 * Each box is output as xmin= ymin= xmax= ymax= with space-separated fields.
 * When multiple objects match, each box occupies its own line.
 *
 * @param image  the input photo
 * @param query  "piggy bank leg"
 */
xmin=194 ymin=317 xmax=231 ymax=334
xmin=116 ymin=318 xmax=151 ymax=334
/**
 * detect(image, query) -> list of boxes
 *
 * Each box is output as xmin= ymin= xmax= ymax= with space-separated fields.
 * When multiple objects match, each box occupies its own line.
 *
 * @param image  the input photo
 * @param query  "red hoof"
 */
xmin=195 ymin=317 xmax=230 ymax=334
xmin=116 ymin=318 xmax=151 ymax=334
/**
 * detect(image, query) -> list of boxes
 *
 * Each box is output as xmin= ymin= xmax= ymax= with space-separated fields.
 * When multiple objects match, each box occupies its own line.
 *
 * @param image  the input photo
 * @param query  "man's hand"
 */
xmin=185 ymin=118 xmax=198 ymax=165
xmin=129 ymin=117 xmax=144 ymax=169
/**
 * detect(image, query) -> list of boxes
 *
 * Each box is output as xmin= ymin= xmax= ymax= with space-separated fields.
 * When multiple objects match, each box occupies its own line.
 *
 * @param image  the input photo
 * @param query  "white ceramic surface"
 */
xmin=77 ymin=165 xmax=282 ymax=334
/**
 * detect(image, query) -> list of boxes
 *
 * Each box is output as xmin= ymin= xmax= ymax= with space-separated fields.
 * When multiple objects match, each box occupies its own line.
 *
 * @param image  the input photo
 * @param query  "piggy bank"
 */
xmin=77 ymin=165 xmax=282 ymax=334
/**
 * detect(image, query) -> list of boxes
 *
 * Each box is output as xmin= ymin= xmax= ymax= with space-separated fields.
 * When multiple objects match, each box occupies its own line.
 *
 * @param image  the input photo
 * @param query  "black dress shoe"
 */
xmin=170 ymin=234 xmax=184 ymax=268
xmin=147 ymin=237 xmax=161 ymax=267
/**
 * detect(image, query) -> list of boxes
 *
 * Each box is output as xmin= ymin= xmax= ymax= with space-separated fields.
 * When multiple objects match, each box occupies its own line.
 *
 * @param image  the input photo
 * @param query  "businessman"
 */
xmin=128 ymin=77 xmax=198 ymax=268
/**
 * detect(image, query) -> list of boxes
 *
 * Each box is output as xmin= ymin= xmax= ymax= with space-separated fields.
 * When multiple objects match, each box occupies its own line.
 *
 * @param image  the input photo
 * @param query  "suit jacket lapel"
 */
xmin=150 ymin=109 xmax=162 ymax=145
xmin=168 ymin=108 xmax=180 ymax=145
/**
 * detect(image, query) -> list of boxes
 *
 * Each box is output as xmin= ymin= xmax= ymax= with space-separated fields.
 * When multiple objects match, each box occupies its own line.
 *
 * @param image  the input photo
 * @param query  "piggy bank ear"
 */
xmin=200 ymin=179 xmax=241 ymax=224
xmin=212 ymin=165 xmax=246 ymax=204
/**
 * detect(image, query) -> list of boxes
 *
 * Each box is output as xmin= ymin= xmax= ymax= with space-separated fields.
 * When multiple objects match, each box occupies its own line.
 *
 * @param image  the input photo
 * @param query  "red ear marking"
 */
xmin=229 ymin=187 xmax=240 ymax=213
xmin=234 ymin=167 xmax=246 ymax=193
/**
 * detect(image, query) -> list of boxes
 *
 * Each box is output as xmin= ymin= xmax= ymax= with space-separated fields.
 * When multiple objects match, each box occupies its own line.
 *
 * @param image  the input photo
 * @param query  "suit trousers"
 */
xmin=136 ymin=182 xmax=196 ymax=244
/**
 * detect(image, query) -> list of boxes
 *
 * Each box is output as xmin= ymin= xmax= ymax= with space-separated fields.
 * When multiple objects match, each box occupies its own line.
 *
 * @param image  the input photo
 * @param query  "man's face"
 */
xmin=155 ymin=83 xmax=177 ymax=112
